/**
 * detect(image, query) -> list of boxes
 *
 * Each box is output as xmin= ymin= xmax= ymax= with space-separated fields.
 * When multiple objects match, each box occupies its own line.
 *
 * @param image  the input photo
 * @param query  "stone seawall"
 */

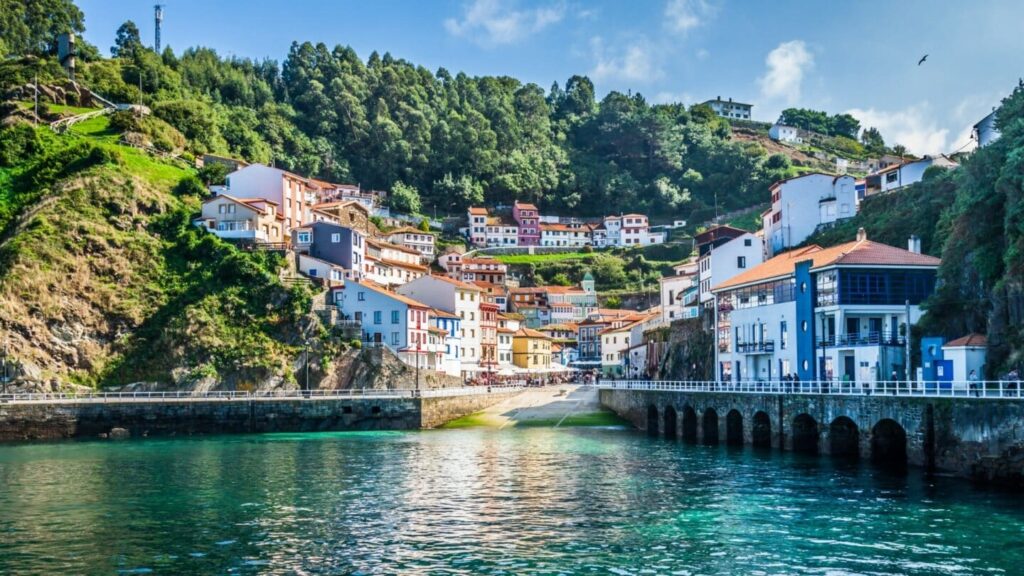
xmin=0 ymin=391 xmax=523 ymax=441
xmin=600 ymin=389 xmax=1024 ymax=487
xmin=419 ymin=391 xmax=522 ymax=429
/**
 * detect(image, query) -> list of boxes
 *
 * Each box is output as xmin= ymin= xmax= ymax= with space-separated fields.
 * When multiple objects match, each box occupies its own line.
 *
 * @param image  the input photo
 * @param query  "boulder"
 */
xmin=109 ymin=427 xmax=131 ymax=440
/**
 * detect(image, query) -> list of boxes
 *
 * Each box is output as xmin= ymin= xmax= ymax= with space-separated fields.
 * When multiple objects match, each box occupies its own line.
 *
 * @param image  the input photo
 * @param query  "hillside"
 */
xmin=0 ymin=113 xmax=321 ymax=389
xmin=804 ymin=81 xmax=1024 ymax=376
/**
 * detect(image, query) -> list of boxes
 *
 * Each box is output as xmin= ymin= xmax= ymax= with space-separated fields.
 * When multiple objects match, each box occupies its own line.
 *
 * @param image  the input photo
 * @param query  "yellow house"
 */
xmin=512 ymin=327 xmax=552 ymax=370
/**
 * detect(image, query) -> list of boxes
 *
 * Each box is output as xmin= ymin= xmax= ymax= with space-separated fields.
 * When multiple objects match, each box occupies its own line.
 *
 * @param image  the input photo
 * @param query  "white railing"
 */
xmin=596 ymin=380 xmax=1024 ymax=399
xmin=0 ymin=385 xmax=525 ymax=405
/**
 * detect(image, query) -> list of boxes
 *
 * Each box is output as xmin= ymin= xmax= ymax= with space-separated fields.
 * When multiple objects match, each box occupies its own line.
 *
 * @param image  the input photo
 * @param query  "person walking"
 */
xmin=969 ymin=369 xmax=980 ymax=397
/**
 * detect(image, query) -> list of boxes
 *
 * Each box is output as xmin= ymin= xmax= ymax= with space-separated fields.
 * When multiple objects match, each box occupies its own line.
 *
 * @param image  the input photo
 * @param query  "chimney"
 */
xmin=908 ymin=235 xmax=921 ymax=254
xmin=856 ymin=227 xmax=867 ymax=242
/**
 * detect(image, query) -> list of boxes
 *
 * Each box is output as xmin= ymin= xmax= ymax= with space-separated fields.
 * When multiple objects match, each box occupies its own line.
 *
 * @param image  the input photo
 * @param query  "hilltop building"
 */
xmin=762 ymin=173 xmax=858 ymax=258
xmin=702 ymin=96 xmax=753 ymax=120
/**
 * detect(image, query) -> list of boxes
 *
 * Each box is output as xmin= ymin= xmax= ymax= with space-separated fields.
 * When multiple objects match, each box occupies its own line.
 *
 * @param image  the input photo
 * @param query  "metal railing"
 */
xmin=0 ymin=385 xmax=524 ymax=405
xmin=597 ymin=379 xmax=1024 ymax=399
xmin=817 ymin=331 xmax=905 ymax=347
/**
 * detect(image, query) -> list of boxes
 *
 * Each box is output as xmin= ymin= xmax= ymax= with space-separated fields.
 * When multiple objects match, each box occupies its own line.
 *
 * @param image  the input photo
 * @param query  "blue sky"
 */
xmin=76 ymin=0 xmax=1024 ymax=154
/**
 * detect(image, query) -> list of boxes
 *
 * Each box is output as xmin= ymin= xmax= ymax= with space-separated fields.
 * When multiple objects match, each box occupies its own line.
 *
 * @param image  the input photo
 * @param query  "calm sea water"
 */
xmin=0 ymin=428 xmax=1022 ymax=575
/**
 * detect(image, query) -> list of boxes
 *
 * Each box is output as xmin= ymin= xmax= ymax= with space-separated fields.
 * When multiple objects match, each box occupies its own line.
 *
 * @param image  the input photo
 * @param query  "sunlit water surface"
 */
xmin=0 ymin=428 xmax=1022 ymax=574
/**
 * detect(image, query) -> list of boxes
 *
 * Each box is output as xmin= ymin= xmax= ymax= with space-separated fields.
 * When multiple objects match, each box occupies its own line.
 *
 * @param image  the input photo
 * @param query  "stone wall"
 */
xmin=601 ymin=388 xmax=1024 ymax=487
xmin=0 ymin=390 xmax=522 ymax=441
xmin=419 ymin=390 xmax=522 ymax=429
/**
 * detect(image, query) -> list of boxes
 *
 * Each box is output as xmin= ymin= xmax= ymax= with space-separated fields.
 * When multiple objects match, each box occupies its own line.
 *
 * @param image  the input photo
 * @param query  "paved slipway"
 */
xmin=450 ymin=384 xmax=610 ymax=428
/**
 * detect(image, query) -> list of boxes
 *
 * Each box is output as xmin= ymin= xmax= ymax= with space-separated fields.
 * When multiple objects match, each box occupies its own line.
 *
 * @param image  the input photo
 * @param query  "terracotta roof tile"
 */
xmin=944 ymin=334 xmax=987 ymax=348
xmin=714 ymin=238 xmax=941 ymax=291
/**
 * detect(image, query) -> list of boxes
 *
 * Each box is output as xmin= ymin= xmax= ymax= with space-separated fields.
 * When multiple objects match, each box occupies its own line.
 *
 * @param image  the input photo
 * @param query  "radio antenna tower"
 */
xmin=154 ymin=4 xmax=165 ymax=53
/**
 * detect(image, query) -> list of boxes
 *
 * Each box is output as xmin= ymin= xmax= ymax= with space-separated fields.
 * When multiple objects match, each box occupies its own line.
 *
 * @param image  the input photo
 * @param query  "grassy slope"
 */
xmin=0 ymin=121 xmax=305 ymax=388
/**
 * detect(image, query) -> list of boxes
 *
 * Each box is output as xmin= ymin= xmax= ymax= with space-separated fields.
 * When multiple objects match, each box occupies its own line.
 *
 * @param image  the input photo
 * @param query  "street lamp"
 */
xmin=1 ymin=341 xmax=10 ymax=394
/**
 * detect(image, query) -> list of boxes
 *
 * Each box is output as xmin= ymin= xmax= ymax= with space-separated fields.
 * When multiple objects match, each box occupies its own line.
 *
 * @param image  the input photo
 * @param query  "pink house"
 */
xmin=513 ymin=201 xmax=540 ymax=246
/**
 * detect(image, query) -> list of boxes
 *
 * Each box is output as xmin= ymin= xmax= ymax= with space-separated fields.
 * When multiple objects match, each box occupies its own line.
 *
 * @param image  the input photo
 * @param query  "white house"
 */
xmin=769 ymin=123 xmax=802 ymax=144
xmin=695 ymin=226 xmax=764 ymax=308
xmin=713 ymin=229 xmax=941 ymax=385
xmin=219 ymin=164 xmax=321 ymax=234
xmin=867 ymin=155 xmax=958 ymax=195
xmin=364 ymin=238 xmax=428 ymax=287
xmin=942 ymin=334 xmax=987 ymax=383
xmin=660 ymin=260 xmax=699 ymax=323
xmin=430 ymin=308 xmax=463 ymax=377
xmin=497 ymin=314 xmax=521 ymax=371
xmin=540 ymin=222 xmax=594 ymax=247
xmin=467 ymin=207 xmax=489 ymax=246
xmin=333 ymin=280 xmax=440 ymax=370
xmin=195 ymin=195 xmax=284 ymax=244
xmin=762 ymin=173 xmax=858 ymax=258
xmin=593 ymin=214 xmax=664 ymax=248
xmin=384 ymin=227 xmax=436 ymax=263
xmin=397 ymin=275 xmax=484 ymax=376
xmin=972 ymin=110 xmax=1000 ymax=148
xmin=702 ymin=96 xmax=753 ymax=120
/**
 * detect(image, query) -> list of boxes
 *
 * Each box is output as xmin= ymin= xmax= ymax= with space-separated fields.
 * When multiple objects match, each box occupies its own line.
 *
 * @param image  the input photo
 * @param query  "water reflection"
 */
xmin=0 ymin=429 xmax=1021 ymax=574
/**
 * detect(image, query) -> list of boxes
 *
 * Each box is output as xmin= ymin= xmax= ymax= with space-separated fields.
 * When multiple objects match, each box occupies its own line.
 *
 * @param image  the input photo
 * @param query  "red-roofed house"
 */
xmin=712 ymin=228 xmax=941 ymax=386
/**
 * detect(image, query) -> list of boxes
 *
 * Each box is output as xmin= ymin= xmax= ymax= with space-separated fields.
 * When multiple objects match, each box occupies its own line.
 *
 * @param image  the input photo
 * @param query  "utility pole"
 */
xmin=1 ymin=340 xmax=9 ymax=394
xmin=905 ymin=299 xmax=912 ymax=387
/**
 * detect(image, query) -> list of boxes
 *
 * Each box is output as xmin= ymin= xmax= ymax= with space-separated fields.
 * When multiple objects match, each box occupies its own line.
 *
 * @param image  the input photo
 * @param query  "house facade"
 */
xmin=196 ymin=195 xmax=284 ymax=244
xmin=702 ymin=96 xmax=753 ymax=120
xmin=864 ymin=155 xmax=958 ymax=195
xmin=397 ymin=275 xmax=484 ymax=375
xmin=973 ymin=110 xmax=1000 ymax=148
xmin=513 ymin=201 xmax=540 ymax=246
xmin=763 ymin=173 xmax=858 ymax=258
xmin=384 ymin=227 xmax=436 ymax=263
xmin=298 ymin=221 xmax=366 ymax=277
xmin=660 ymin=260 xmax=699 ymax=323
xmin=769 ymin=123 xmax=802 ymax=143
xmin=333 ymin=280 xmax=436 ymax=368
xmin=696 ymin=226 xmax=764 ymax=308
xmin=431 ymin=308 xmax=463 ymax=377
xmin=540 ymin=222 xmax=593 ymax=247
xmin=221 ymin=164 xmax=320 ymax=234
xmin=712 ymin=230 xmax=941 ymax=385
xmin=512 ymin=327 xmax=552 ymax=370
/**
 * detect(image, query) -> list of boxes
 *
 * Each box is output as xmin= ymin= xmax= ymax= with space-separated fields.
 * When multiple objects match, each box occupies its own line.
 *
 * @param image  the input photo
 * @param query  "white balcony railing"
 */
xmin=596 ymin=379 xmax=1024 ymax=399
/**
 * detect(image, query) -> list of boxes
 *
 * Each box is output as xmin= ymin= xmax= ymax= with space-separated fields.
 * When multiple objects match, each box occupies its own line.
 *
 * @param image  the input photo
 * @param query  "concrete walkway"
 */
xmin=448 ymin=384 xmax=608 ymax=428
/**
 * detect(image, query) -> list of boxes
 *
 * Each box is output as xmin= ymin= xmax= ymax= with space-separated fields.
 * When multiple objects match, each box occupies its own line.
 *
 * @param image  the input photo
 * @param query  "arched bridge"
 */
xmin=600 ymin=380 xmax=1024 ymax=486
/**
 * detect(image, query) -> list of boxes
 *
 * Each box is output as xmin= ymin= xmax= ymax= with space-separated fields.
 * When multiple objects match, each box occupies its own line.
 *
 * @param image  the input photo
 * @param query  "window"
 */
xmin=886 ymin=171 xmax=899 ymax=184
xmin=780 ymin=321 xmax=788 ymax=349
xmin=373 ymin=311 xmax=382 ymax=324
xmin=744 ymin=238 xmax=752 ymax=247
xmin=391 ymin=310 xmax=400 ymax=324
xmin=331 ymin=233 xmax=341 ymax=243
xmin=297 ymin=231 xmax=311 ymax=244
xmin=737 ymin=256 xmax=747 ymax=269
xmin=358 ymin=291 xmax=365 ymax=301
xmin=391 ymin=332 xmax=399 ymax=345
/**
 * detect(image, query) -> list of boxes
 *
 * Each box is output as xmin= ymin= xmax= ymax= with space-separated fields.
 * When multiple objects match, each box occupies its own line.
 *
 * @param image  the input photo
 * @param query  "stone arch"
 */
xmin=792 ymin=413 xmax=819 ymax=454
xmin=871 ymin=418 xmax=907 ymax=468
xmin=829 ymin=416 xmax=860 ymax=458
xmin=647 ymin=405 xmax=659 ymax=437
xmin=726 ymin=409 xmax=744 ymax=446
xmin=664 ymin=405 xmax=678 ymax=440
xmin=752 ymin=411 xmax=772 ymax=448
xmin=682 ymin=405 xmax=698 ymax=443
xmin=702 ymin=408 xmax=719 ymax=445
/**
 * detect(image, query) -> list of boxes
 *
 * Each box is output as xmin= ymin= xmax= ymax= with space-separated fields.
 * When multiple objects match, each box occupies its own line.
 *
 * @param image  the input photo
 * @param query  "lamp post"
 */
xmin=1 ymin=340 xmax=9 ymax=394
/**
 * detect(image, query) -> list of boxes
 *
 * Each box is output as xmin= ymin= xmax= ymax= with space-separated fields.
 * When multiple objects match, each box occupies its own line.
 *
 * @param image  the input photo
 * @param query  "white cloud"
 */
xmin=589 ymin=37 xmax=663 ymax=83
xmin=664 ymin=0 xmax=714 ymax=34
xmin=845 ymin=104 xmax=950 ymax=155
xmin=696 ymin=48 xmax=710 ymax=60
xmin=758 ymin=40 xmax=814 ymax=104
xmin=444 ymin=0 xmax=565 ymax=46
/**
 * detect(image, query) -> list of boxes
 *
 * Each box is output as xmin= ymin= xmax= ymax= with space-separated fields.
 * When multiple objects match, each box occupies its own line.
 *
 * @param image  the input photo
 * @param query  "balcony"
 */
xmin=735 ymin=340 xmax=775 ymax=354
xmin=818 ymin=331 xmax=905 ymax=348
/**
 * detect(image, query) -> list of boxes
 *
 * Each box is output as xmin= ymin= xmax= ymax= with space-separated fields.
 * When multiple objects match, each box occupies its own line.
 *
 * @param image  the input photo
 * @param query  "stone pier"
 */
xmin=601 ymin=388 xmax=1024 ymax=487
xmin=0 ymin=390 xmax=522 ymax=441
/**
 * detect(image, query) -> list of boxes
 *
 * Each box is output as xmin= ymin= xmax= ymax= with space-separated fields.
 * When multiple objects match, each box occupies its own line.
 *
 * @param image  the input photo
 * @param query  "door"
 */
xmin=846 ymin=317 xmax=859 ymax=344
xmin=844 ymin=355 xmax=855 ymax=382
xmin=869 ymin=317 xmax=883 ymax=343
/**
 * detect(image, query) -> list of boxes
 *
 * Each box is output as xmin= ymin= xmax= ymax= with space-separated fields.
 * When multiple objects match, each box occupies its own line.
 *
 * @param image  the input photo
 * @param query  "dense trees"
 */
xmin=0 ymin=0 xmax=84 ymax=55
xmin=780 ymin=108 xmax=861 ymax=139
xmin=3 ymin=4 xmax=797 ymax=222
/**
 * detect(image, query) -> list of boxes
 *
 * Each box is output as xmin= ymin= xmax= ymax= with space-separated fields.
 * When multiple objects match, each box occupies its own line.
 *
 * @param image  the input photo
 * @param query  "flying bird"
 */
xmin=918 ymin=54 xmax=928 ymax=66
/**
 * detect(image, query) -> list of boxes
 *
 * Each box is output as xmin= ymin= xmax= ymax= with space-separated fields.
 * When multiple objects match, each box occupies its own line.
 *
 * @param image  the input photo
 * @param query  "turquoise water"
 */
xmin=0 ymin=428 xmax=1022 ymax=575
